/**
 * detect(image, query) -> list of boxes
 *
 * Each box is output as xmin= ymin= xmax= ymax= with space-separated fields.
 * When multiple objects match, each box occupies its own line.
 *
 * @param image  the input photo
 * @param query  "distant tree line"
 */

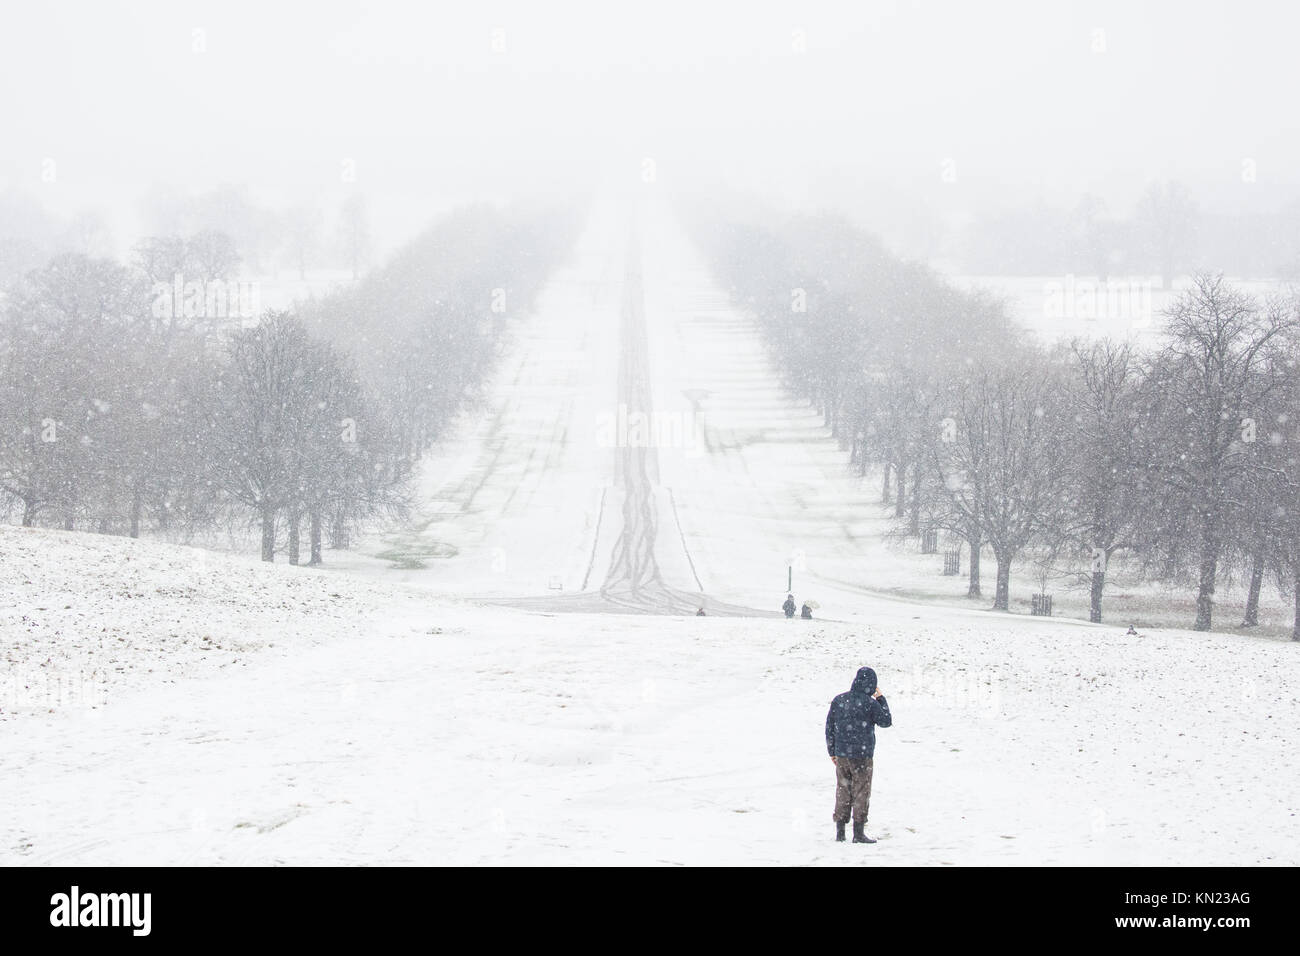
xmin=958 ymin=180 xmax=1300 ymax=284
xmin=689 ymin=200 xmax=1300 ymax=639
xmin=298 ymin=201 xmax=582 ymax=466
xmin=139 ymin=182 xmax=375 ymax=279
xmin=0 ymin=200 xmax=580 ymax=563
xmin=0 ymin=182 xmax=373 ymax=288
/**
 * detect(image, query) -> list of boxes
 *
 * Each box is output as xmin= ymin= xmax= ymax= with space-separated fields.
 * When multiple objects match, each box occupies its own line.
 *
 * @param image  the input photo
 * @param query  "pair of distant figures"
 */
xmin=695 ymin=595 xmax=814 ymax=618
xmin=783 ymin=594 xmax=813 ymax=619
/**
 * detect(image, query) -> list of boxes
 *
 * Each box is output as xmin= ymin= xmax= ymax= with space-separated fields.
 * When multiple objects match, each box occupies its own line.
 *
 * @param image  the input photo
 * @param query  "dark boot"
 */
xmin=835 ymin=822 xmax=846 ymax=842
xmin=852 ymin=822 xmax=877 ymax=844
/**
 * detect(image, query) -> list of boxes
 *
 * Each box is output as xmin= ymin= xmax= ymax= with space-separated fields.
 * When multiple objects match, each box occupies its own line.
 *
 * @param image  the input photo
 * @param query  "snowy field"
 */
xmin=952 ymin=273 xmax=1294 ymax=345
xmin=3 ymin=195 xmax=1297 ymax=866
xmin=2 ymin=525 xmax=1296 ymax=866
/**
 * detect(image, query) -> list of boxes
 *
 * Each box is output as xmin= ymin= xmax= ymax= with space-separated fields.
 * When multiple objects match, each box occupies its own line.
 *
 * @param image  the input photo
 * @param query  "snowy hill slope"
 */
xmin=0 ymin=524 xmax=438 ymax=722
xmin=2 ymin=523 xmax=1298 ymax=866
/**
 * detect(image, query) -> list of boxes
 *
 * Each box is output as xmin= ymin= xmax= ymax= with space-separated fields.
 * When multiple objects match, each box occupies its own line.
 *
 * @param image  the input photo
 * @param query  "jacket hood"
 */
xmin=851 ymin=667 xmax=877 ymax=696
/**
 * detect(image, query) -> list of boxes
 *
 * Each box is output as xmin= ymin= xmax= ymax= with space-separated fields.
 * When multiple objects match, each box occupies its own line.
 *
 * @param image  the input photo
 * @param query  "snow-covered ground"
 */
xmin=3 ymin=524 xmax=1296 ymax=865
xmin=952 ymin=273 xmax=1294 ymax=345
xmin=0 ymin=523 xmax=419 ymax=722
xmin=3 ymin=194 xmax=1297 ymax=866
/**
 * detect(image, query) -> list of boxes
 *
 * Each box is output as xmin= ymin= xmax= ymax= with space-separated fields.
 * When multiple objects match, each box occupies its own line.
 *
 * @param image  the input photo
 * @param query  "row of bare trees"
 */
xmin=690 ymin=201 xmax=1300 ymax=637
xmin=0 ymin=256 xmax=402 ymax=561
xmin=961 ymin=180 xmax=1203 ymax=286
xmin=0 ymin=200 xmax=581 ymax=563
xmin=300 ymin=201 xmax=581 ymax=466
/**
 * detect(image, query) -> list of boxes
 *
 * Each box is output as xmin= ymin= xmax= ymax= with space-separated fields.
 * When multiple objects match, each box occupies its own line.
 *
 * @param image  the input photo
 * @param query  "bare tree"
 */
xmin=202 ymin=312 xmax=319 ymax=561
xmin=281 ymin=204 xmax=323 ymax=281
xmin=928 ymin=348 xmax=1072 ymax=611
xmin=0 ymin=254 xmax=142 ymax=527
xmin=1062 ymin=339 xmax=1149 ymax=622
xmin=337 ymin=194 xmax=371 ymax=280
xmin=1149 ymin=276 xmax=1299 ymax=630
xmin=1136 ymin=180 xmax=1198 ymax=289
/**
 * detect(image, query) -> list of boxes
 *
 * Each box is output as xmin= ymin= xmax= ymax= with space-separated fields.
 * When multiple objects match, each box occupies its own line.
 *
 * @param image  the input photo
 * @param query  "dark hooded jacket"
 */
xmin=825 ymin=667 xmax=892 ymax=759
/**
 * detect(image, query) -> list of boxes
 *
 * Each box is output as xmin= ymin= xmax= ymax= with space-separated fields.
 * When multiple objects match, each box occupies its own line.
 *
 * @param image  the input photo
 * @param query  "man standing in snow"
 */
xmin=783 ymin=594 xmax=797 ymax=618
xmin=825 ymin=666 xmax=892 ymax=844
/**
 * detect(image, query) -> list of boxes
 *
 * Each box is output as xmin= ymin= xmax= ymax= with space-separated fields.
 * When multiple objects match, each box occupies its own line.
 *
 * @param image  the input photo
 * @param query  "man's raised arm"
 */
xmin=872 ymin=690 xmax=892 ymax=728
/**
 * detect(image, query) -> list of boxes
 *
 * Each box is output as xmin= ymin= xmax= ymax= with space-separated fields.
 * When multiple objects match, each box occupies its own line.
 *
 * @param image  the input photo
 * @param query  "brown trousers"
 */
xmin=833 ymin=757 xmax=874 ymax=825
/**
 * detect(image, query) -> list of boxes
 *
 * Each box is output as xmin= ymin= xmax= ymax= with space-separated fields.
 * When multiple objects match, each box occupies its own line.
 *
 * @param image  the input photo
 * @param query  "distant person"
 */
xmin=801 ymin=602 xmax=813 ymax=620
xmin=825 ymin=666 xmax=892 ymax=844
xmin=783 ymin=594 xmax=797 ymax=618
xmin=696 ymin=607 xmax=706 ymax=616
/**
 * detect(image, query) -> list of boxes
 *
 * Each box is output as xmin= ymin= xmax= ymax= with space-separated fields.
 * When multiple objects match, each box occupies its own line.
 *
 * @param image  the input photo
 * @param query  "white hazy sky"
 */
xmin=2 ymin=0 xmax=1297 ymax=249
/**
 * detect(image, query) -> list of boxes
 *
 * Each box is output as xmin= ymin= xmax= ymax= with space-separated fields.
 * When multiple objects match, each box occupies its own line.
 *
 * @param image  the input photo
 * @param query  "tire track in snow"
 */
xmin=500 ymin=218 xmax=763 ymax=617
xmin=596 ymin=229 xmax=755 ymax=615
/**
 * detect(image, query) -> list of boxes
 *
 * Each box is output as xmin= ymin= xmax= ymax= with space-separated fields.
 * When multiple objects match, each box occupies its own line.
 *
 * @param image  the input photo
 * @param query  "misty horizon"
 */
xmin=4 ymin=0 xmax=1299 ymax=268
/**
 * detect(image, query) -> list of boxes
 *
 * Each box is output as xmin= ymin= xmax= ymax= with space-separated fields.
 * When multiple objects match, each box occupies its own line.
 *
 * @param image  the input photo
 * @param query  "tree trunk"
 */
xmin=894 ymin=461 xmax=907 ymax=518
xmin=21 ymin=498 xmax=35 ymax=527
xmin=1194 ymin=524 xmax=1219 ymax=631
xmin=1161 ymin=549 xmax=1179 ymax=580
xmin=967 ymin=527 xmax=982 ymax=598
xmin=1242 ymin=554 xmax=1264 ymax=627
xmin=309 ymin=509 xmax=323 ymax=566
xmin=156 ymin=484 xmax=171 ymax=533
xmin=288 ymin=512 xmax=300 ymax=566
xmin=880 ymin=462 xmax=892 ymax=503
xmin=1089 ymin=569 xmax=1105 ymax=623
xmin=331 ymin=514 xmax=349 ymax=550
xmin=1293 ymin=579 xmax=1300 ymax=642
xmin=260 ymin=505 xmax=276 ymax=563
xmin=63 ymin=514 xmax=74 ymax=531
xmin=908 ymin=460 xmax=922 ymax=535
xmin=993 ymin=551 xmax=1012 ymax=611
xmin=129 ymin=490 xmax=142 ymax=539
